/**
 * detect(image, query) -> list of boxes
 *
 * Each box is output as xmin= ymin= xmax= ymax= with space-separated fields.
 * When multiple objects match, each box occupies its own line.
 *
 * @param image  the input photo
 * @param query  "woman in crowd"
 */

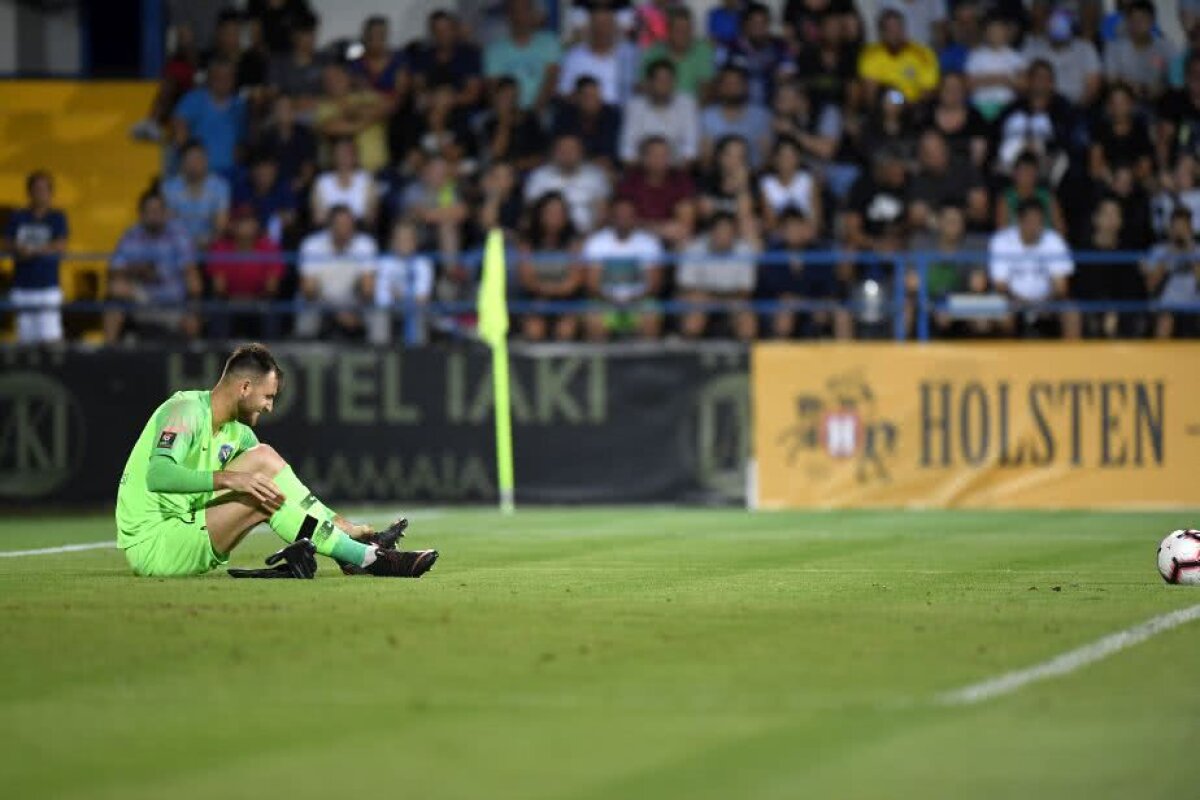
xmin=517 ymin=192 xmax=587 ymax=341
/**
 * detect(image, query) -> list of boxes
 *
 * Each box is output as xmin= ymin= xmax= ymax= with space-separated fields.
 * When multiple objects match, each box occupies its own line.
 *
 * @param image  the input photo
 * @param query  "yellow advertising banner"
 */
xmin=752 ymin=343 xmax=1200 ymax=509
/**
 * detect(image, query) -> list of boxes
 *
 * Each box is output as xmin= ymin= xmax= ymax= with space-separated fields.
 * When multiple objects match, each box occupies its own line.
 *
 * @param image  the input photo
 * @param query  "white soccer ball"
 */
xmin=1157 ymin=530 xmax=1200 ymax=585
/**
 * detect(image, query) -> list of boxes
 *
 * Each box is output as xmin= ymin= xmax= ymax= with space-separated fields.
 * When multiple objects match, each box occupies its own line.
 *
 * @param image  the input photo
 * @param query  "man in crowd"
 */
xmin=582 ymin=196 xmax=665 ymax=341
xmin=619 ymin=59 xmax=700 ymax=167
xmin=558 ymin=7 xmax=639 ymax=106
xmin=1104 ymin=0 xmax=1174 ymax=103
xmin=206 ymin=205 xmax=286 ymax=339
xmin=676 ymin=211 xmax=760 ymax=340
xmin=700 ymin=65 xmax=772 ymax=168
xmin=859 ymin=9 xmax=940 ymax=103
xmin=296 ymin=204 xmax=377 ymax=339
xmin=988 ymin=198 xmax=1076 ymax=337
xmin=640 ymin=7 xmax=715 ymax=100
xmin=162 ymin=140 xmax=231 ymax=252
xmin=525 ymin=133 xmax=612 ymax=233
xmin=616 ymin=136 xmax=696 ymax=250
xmin=172 ymin=58 xmax=247 ymax=179
xmin=484 ymin=0 xmax=561 ymax=112
xmin=1023 ymin=8 xmax=1103 ymax=109
xmin=3 ymin=170 xmax=68 ymax=344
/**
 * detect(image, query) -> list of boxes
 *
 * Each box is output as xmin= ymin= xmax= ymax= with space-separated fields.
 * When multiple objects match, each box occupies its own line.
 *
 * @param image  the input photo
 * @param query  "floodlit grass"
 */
xmin=0 ymin=508 xmax=1197 ymax=799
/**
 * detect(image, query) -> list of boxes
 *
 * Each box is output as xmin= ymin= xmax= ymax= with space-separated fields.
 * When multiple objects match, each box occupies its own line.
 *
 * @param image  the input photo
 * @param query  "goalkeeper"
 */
xmin=115 ymin=342 xmax=437 ymax=578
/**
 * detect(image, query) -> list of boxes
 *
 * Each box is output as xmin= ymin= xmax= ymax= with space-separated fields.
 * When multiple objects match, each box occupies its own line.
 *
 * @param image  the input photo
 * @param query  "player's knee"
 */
xmin=243 ymin=444 xmax=286 ymax=474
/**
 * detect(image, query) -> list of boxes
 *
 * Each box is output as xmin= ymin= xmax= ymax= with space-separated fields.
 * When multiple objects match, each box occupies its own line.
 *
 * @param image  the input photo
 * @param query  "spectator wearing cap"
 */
xmin=206 ymin=204 xmax=285 ymax=339
xmin=296 ymin=204 xmax=377 ymax=339
xmin=3 ymin=170 xmax=68 ymax=343
xmin=616 ymin=136 xmax=696 ymax=250
xmin=315 ymin=62 xmax=389 ymax=173
xmin=619 ymin=59 xmax=700 ymax=167
xmin=581 ymin=196 xmax=665 ymax=341
xmin=1104 ymin=0 xmax=1174 ymax=103
xmin=266 ymin=10 xmax=325 ymax=123
xmin=676 ymin=211 xmax=761 ymax=340
xmin=1023 ymin=8 xmax=1103 ymax=109
xmin=716 ymin=2 xmax=797 ymax=107
xmin=1143 ymin=206 xmax=1200 ymax=337
xmin=484 ymin=0 xmax=561 ymax=111
xmin=171 ymin=58 xmax=247 ymax=179
xmin=105 ymin=191 xmax=201 ymax=343
xmin=162 ymin=140 xmax=231 ymax=251
xmin=858 ymin=9 xmax=940 ymax=103
xmin=988 ymin=198 xmax=1075 ymax=338
xmin=700 ymin=65 xmax=772 ymax=169
xmin=965 ymin=15 xmax=1026 ymax=121
xmin=410 ymin=10 xmax=484 ymax=110
xmin=233 ymin=151 xmax=298 ymax=243
xmin=525 ymin=134 xmax=612 ymax=233
xmin=552 ymin=76 xmax=622 ymax=169
xmin=557 ymin=7 xmax=640 ymax=106
xmin=640 ymin=7 xmax=715 ymax=99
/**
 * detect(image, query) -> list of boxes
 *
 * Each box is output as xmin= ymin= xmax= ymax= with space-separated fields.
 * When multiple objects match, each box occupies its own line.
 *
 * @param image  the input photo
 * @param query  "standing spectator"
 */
xmin=311 ymin=138 xmax=378 ymax=229
xmin=410 ymin=10 xmax=484 ymax=110
xmin=1070 ymin=196 xmax=1145 ymax=338
xmin=485 ymin=0 xmax=561 ymax=111
xmin=858 ymin=9 xmax=940 ymax=103
xmin=1143 ymin=206 xmax=1200 ymax=337
xmin=909 ymin=129 xmax=989 ymax=232
xmin=1089 ymin=83 xmax=1155 ymax=189
xmin=758 ymin=208 xmax=836 ymax=338
xmin=552 ymin=77 xmax=622 ymax=168
xmin=925 ymin=72 xmax=990 ymax=169
xmin=525 ymin=134 xmax=612 ymax=233
xmin=246 ymin=0 xmax=315 ymax=57
xmin=717 ymin=2 xmax=797 ymax=107
xmin=350 ymin=15 xmax=409 ymax=107
xmin=996 ymin=151 xmax=1067 ymax=233
xmin=3 ymin=170 xmax=67 ymax=343
xmin=616 ymin=136 xmax=696 ymax=249
xmin=171 ymin=58 xmax=247 ymax=179
xmin=1023 ymin=8 xmax=1103 ymax=109
xmin=253 ymin=94 xmax=317 ymax=193
xmin=296 ymin=205 xmax=377 ymax=339
xmin=700 ymin=66 xmax=773 ymax=169
xmin=206 ymin=205 xmax=285 ymax=339
xmin=640 ymin=7 xmax=715 ymax=99
xmin=699 ymin=135 xmax=759 ymax=230
xmin=582 ymin=196 xmax=665 ymax=340
xmin=558 ymin=7 xmax=640 ymax=106
xmin=759 ymin=136 xmax=822 ymax=233
xmin=517 ymin=192 xmax=587 ymax=341
xmin=988 ymin=199 xmax=1075 ymax=337
xmin=267 ymin=11 xmax=324 ymax=123
xmin=162 ymin=141 xmax=231 ymax=251
xmin=1104 ymin=0 xmax=1174 ymax=103
xmin=842 ymin=148 xmax=910 ymax=251
xmin=105 ymin=192 xmax=200 ymax=343
xmin=676 ymin=211 xmax=760 ymax=340
xmin=233 ymin=151 xmax=298 ymax=243
xmin=965 ymin=15 xmax=1026 ymax=121
xmin=877 ymin=0 xmax=947 ymax=50
xmin=370 ymin=220 xmax=435 ymax=345
xmin=619 ymin=59 xmax=700 ymax=166
xmin=315 ymin=63 xmax=389 ymax=173
xmin=474 ymin=76 xmax=547 ymax=172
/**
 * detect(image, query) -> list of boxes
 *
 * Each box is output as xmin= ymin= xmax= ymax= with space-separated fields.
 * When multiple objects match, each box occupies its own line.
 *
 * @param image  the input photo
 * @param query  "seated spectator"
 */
xmin=996 ymin=151 xmax=1066 ymax=234
xmin=965 ymin=14 xmax=1025 ymax=121
xmin=267 ymin=10 xmax=324 ymax=124
xmin=842 ymin=147 xmax=910 ymax=251
xmin=557 ymin=7 xmax=639 ymax=106
xmin=1089 ymin=82 xmax=1155 ymax=189
xmin=401 ymin=155 xmax=469 ymax=268
xmin=794 ymin=12 xmax=860 ymax=112
xmin=619 ymin=59 xmax=700 ymax=166
xmin=525 ymin=133 xmax=612 ymax=233
xmin=616 ymin=136 xmax=696 ymax=249
xmin=677 ymin=211 xmax=760 ymax=340
xmin=858 ymin=9 xmax=940 ymax=103
xmin=407 ymin=82 xmax=476 ymax=169
xmin=1152 ymin=154 xmax=1200 ymax=235
xmin=717 ymin=2 xmax=797 ymax=107
xmin=206 ymin=205 xmax=285 ymax=339
xmin=768 ymin=79 xmax=840 ymax=179
xmin=233 ymin=151 xmax=298 ymax=243
xmin=1157 ymin=54 xmax=1200 ymax=165
xmin=349 ymin=15 xmax=409 ymax=107
xmin=311 ymin=137 xmax=378 ymax=229
xmin=1106 ymin=165 xmax=1155 ymax=251
xmin=581 ymin=196 xmax=665 ymax=340
xmin=909 ymin=205 xmax=997 ymax=338
xmin=201 ymin=9 xmax=268 ymax=92
xmin=131 ymin=23 xmax=198 ymax=141
xmin=3 ymin=170 xmax=68 ymax=344
xmin=757 ymin=208 xmax=836 ymax=338
xmin=876 ymin=0 xmax=947 ymax=50
xmin=758 ymin=135 xmax=822 ymax=233
xmin=707 ymin=0 xmax=743 ymax=48
xmin=171 ymin=58 xmax=246 ymax=179
xmin=861 ymin=85 xmax=920 ymax=168
xmin=701 ymin=65 xmax=773 ymax=168
xmin=909 ymin=129 xmax=988 ymax=232
xmin=937 ymin=1 xmax=979 ymax=75
xmin=1169 ymin=20 xmax=1200 ymax=89
xmin=484 ymin=0 xmax=561 ymax=111
xmin=994 ymin=59 xmax=1075 ymax=178
xmin=1070 ymin=196 xmax=1146 ymax=338
xmin=784 ymin=0 xmax=859 ymax=52
xmin=988 ymin=198 xmax=1075 ymax=338
xmin=247 ymin=0 xmax=316 ymax=58
xmin=474 ymin=160 xmax=525 ymax=237
xmin=474 ymin=76 xmax=547 ymax=172
xmin=105 ymin=191 xmax=201 ymax=342
xmin=634 ymin=0 xmax=672 ymax=48
xmin=1143 ymin=206 xmax=1200 ymax=337
xmin=253 ymin=94 xmax=318 ymax=193
xmin=315 ymin=62 xmax=389 ymax=173
xmin=1023 ymin=8 xmax=1103 ymax=109
xmin=517 ymin=192 xmax=587 ymax=341
xmin=162 ymin=140 xmax=231 ymax=250
xmin=296 ymin=205 xmax=377 ymax=339
xmin=699 ymin=135 xmax=759 ymax=229
xmin=1104 ymin=0 xmax=1173 ymax=103
xmin=369 ymin=220 xmax=435 ymax=345
xmin=641 ymin=6 xmax=715 ymax=99
xmin=925 ymin=72 xmax=990 ymax=169
xmin=409 ymin=10 xmax=484 ymax=110
xmin=552 ymin=76 xmax=622 ymax=169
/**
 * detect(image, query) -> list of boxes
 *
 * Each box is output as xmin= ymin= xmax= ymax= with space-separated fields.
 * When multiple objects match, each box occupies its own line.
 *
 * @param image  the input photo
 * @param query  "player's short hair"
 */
xmin=224 ymin=343 xmax=283 ymax=384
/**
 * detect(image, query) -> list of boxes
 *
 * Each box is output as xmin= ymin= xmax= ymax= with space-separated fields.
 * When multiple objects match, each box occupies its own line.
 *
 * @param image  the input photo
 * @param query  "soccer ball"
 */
xmin=1157 ymin=530 xmax=1200 ymax=585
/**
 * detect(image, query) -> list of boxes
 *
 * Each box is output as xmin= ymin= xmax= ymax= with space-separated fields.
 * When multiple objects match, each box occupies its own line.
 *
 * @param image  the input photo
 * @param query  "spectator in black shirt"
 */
xmin=842 ymin=147 xmax=910 ymax=251
xmin=253 ymin=94 xmax=317 ymax=194
xmin=924 ymin=72 xmax=990 ymax=169
xmin=1070 ymin=195 xmax=1146 ymax=338
xmin=1156 ymin=53 xmax=1200 ymax=165
xmin=793 ymin=12 xmax=859 ymax=111
xmin=246 ymin=0 xmax=315 ymax=57
xmin=410 ymin=10 xmax=484 ymax=111
xmin=552 ymin=76 xmax=622 ymax=169
xmin=909 ymin=129 xmax=989 ymax=232
xmin=475 ymin=76 xmax=547 ymax=172
xmin=1089 ymin=82 xmax=1155 ymax=189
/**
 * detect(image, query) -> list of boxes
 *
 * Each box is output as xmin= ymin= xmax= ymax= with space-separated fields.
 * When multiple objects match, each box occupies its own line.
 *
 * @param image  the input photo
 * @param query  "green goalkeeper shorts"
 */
xmin=122 ymin=511 xmax=228 ymax=577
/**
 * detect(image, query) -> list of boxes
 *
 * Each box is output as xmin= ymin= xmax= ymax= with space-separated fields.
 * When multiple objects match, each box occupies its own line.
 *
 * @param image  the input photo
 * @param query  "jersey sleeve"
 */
xmin=238 ymin=425 xmax=260 ymax=455
xmin=150 ymin=397 xmax=205 ymax=464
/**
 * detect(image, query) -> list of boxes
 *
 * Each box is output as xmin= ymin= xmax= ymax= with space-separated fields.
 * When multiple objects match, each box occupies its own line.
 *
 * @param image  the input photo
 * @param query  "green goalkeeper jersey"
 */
xmin=116 ymin=390 xmax=258 ymax=548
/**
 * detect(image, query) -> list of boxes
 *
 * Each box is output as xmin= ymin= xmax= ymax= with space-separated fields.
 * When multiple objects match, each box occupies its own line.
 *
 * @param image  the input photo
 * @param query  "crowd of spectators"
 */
xmin=7 ymin=0 xmax=1200 ymax=344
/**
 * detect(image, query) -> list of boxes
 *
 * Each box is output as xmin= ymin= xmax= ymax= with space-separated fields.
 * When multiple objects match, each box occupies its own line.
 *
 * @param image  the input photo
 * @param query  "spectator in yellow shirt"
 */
xmin=858 ymin=10 xmax=940 ymax=103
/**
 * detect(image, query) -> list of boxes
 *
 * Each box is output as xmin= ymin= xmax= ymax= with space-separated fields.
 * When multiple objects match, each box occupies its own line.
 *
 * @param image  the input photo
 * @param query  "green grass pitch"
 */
xmin=1 ymin=508 xmax=1198 ymax=799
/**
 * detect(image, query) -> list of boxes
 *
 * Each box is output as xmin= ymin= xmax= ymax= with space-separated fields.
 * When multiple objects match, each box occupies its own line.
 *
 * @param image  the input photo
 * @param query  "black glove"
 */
xmin=228 ymin=539 xmax=318 ymax=579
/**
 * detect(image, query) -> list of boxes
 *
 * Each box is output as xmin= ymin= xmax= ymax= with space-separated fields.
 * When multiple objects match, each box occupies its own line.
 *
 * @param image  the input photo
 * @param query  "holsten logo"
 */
xmin=0 ymin=372 xmax=86 ymax=498
xmin=777 ymin=370 xmax=899 ymax=484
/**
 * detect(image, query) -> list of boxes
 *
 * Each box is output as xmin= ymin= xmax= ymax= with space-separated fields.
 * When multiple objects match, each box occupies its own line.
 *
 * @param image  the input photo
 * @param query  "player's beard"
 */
xmin=236 ymin=403 xmax=260 ymax=426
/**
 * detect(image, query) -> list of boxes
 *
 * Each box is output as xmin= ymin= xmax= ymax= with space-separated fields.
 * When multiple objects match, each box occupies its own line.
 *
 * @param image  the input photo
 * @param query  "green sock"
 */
xmin=273 ymin=466 xmax=337 ymax=522
xmin=267 ymin=501 xmax=374 ymax=567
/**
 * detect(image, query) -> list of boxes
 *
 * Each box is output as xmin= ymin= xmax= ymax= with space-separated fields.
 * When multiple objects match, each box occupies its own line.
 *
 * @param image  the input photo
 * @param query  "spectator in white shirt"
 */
xmin=297 ymin=205 xmax=377 ymax=339
xmin=988 ymin=199 xmax=1075 ymax=337
xmin=370 ymin=220 xmax=435 ymax=345
xmin=582 ymin=196 xmax=665 ymax=340
xmin=557 ymin=7 xmax=639 ymax=105
xmin=618 ymin=58 xmax=700 ymax=166
xmin=525 ymin=133 xmax=612 ymax=233
xmin=677 ymin=211 xmax=761 ymax=341
xmin=758 ymin=135 xmax=822 ymax=233
xmin=966 ymin=15 xmax=1026 ymax=121
xmin=311 ymin=137 xmax=379 ymax=228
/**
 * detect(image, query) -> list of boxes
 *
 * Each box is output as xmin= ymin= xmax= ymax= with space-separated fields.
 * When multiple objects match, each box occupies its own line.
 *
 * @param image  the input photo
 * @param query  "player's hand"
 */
xmin=224 ymin=472 xmax=285 ymax=512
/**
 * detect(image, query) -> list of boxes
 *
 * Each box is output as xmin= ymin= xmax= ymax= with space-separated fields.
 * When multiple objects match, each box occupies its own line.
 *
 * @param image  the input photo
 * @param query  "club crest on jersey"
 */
xmin=156 ymin=430 xmax=177 ymax=449
xmin=218 ymin=444 xmax=234 ymax=465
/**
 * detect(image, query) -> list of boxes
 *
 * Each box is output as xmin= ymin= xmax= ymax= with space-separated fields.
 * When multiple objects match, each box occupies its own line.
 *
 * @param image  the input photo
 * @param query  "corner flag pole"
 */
xmin=478 ymin=229 xmax=515 ymax=514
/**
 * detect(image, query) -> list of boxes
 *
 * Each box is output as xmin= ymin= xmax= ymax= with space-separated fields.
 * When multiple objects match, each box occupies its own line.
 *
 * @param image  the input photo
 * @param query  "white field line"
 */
xmin=937 ymin=603 xmax=1200 ymax=705
xmin=0 ymin=541 xmax=115 ymax=558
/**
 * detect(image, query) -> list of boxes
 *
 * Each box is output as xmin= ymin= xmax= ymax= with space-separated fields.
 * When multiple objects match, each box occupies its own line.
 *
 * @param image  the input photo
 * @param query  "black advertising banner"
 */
xmin=0 ymin=344 xmax=748 ymax=508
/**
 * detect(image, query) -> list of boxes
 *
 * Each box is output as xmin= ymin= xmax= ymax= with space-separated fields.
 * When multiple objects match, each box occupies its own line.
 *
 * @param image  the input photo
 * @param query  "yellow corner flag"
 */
xmin=478 ymin=229 xmax=515 ymax=513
